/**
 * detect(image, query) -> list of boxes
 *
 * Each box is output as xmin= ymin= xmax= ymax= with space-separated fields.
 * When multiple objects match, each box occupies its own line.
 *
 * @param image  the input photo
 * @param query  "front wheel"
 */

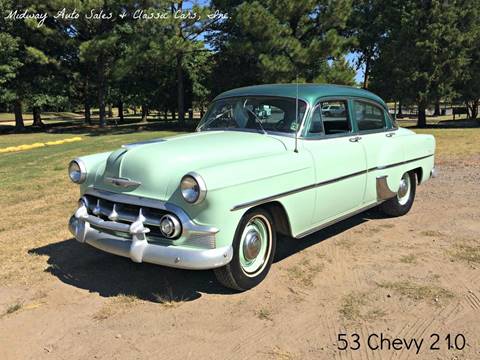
xmin=214 ymin=208 xmax=276 ymax=291
xmin=379 ymin=171 xmax=416 ymax=217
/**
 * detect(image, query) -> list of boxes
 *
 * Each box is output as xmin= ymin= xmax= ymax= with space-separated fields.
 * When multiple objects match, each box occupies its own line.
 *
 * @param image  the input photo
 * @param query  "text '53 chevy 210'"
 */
xmin=68 ymin=84 xmax=436 ymax=291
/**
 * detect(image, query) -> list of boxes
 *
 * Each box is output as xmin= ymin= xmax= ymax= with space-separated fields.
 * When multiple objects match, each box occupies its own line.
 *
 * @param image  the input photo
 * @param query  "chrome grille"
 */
xmin=83 ymin=194 xmax=215 ymax=249
xmin=84 ymin=194 xmax=173 ymax=241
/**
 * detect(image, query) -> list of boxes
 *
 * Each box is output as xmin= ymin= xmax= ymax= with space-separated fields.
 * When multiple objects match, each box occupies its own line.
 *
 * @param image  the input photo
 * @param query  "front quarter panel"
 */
xmin=174 ymin=151 xmax=316 ymax=247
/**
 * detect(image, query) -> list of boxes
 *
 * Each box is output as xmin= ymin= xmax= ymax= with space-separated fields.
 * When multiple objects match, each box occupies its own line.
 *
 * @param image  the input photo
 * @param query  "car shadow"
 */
xmin=275 ymin=208 xmax=382 ymax=262
xmin=29 ymin=209 xmax=382 ymax=303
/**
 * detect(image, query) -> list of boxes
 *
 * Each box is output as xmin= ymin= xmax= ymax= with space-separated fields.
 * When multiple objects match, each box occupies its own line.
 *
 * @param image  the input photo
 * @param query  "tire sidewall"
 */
xmin=229 ymin=208 xmax=276 ymax=290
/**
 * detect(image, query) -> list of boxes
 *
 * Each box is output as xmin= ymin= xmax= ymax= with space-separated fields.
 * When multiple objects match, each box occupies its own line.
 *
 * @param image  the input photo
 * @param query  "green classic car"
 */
xmin=68 ymin=84 xmax=436 ymax=291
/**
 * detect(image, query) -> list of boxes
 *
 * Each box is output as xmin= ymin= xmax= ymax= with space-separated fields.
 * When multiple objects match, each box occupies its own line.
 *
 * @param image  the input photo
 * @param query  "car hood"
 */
xmin=92 ymin=131 xmax=287 ymax=201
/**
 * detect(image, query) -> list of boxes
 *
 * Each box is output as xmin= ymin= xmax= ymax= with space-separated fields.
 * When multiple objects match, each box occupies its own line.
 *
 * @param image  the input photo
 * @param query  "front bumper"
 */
xmin=68 ymin=203 xmax=233 ymax=270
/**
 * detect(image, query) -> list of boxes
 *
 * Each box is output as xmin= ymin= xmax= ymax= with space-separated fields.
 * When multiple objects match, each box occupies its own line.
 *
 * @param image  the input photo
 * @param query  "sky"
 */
xmin=346 ymin=52 xmax=365 ymax=84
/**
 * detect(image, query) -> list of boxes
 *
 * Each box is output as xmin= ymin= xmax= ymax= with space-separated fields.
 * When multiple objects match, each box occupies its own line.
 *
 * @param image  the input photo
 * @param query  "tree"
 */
xmin=347 ymin=0 xmax=386 ymax=88
xmin=0 ymin=0 xmax=70 ymax=131
xmin=210 ymin=0 xmax=355 ymax=93
xmin=369 ymin=0 xmax=468 ymax=127
xmin=454 ymin=0 xmax=480 ymax=121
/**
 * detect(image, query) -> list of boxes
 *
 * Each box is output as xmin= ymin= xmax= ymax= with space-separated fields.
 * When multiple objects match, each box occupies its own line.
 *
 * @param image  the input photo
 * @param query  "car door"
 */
xmin=302 ymin=99 xmax=367 ymax=226
xmin=352 ymin=99 xmax=404 ymax=204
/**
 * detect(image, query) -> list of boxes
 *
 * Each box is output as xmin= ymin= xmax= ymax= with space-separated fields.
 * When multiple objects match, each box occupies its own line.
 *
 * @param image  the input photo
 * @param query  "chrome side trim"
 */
xmin=104 ymin=176 xmax=141 ymax=188
xmin=231 ymin=169 xmax=366 ymax=211
xmin=230 ymin=154 xmax=434 ymax=211
xmin=376 ymin=176 xmax=397 ymax=200
xmin=85 ymin=188 xmax=219 ymax=236
xmin=296 ymin=201 xmax=381 ymax=238
xmin=376 ymin=154 xmax=433 ymax=170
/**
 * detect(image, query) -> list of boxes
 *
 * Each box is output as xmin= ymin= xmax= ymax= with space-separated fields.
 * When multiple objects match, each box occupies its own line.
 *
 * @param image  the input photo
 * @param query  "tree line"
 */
xmin=1 ymin=0 xmax=479 ymax=131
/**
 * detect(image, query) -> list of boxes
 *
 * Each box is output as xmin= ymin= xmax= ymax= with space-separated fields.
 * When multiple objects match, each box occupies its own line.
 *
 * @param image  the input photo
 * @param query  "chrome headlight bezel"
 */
xmin=68 ymin=159 xmax=87 ymax=184
xmin=180 ymin=172 xmax=207 ymax=204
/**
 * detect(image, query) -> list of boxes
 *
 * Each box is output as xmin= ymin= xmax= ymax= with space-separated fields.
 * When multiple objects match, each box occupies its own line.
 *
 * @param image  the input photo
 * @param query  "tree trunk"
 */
xmin=433 ymin=100 xmax=441 ymax=116
xmin=172 ymin=110 xmax=176 ymax=120
xmin=32 ymin=106 xmax=44 ymax=127
xmin=14 ymin=99 xmax=25 ymax=131
xmin=108 ymin=104 xmax=113 ymax=118
xmin=200 ymin=107 xmax=205 ymax=118
xmin=97 ymin=59 xmax=106 ymax=127
xmin=176 ymin=53 xmax=185 ymax=124
xmin=84 ymin=103 xmax=91 ymax=125
xmin=118 ymin=102 xmax=124 ymax=123
xmin=188 ymin=109 xmax=193 ymax=121
xmin=472 ymin=99 xmax=479 ymax=120
xmin=164 ymin=108 xmax=168 ymax=121
xmin=465 ymin=101 xmax=471 ymax=119
xmin=397 ymin=100 xmax=403 ymax=117
xmin=133 ymin=107 xmax=137 ymax=115
xmin=362 ymin=56 xmax=370 ymax=89
xmin=84 ymin=77 xmax=92 ymax=125
xmin=466 ymin=99 xmax=479 ymax=120
xmin=141 ymin=105 xmax=148 ymax=122
xmin=417 ymin=103 xmax=427 ymax=128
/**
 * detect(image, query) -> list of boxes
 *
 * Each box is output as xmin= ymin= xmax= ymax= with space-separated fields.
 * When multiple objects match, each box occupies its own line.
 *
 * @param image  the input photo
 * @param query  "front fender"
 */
xmin=176 ymin=152 xmax=316 ymax=247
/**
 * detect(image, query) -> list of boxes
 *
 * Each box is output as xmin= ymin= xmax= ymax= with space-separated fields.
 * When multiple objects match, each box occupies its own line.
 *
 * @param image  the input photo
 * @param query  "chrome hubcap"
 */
xmin=238 ymin=215 xmax=272 ymax=277
xmin=398 ymin=178 xmax=408 ymax=198
xmin=243 ymin=230 xmax=261 ymax=261
xmin=397 ymin=173 xmax=411 ymax=205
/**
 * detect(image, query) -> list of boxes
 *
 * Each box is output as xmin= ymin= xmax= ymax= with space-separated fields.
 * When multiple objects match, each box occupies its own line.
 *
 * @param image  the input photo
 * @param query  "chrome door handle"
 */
xmin=386 ymin=132 xmax=395 ymax=137
xmin=349 ymin=136 xmax=362 ymax=142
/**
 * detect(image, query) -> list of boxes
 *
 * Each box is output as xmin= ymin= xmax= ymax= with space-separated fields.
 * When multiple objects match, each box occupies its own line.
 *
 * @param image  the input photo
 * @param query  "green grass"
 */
xmin=414 ymin=128 xmax=480 ymax=159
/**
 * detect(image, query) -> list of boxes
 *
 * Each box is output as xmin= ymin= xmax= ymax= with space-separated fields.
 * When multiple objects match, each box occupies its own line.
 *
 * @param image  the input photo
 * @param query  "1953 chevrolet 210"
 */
xmin=68 ymin=84 xmax=436 ymax=291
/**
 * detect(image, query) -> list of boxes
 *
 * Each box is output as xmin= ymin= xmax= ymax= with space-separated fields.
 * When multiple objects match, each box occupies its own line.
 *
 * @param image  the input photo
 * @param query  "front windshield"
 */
xmin=197 ymin=96 xmax=307 ymax=134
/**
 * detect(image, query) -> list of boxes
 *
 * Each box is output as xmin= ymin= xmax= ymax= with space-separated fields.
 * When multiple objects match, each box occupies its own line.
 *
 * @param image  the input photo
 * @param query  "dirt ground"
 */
xmin=0 ymin=147 xmax=479 ymax=359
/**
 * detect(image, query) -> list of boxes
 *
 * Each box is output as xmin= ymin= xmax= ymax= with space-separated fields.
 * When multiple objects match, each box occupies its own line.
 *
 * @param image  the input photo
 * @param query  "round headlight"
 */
xmin=180 ymin=172 xmax=206 ymax=204
xmin=68 ymin=159 xmax=87 ymax=184
xmin=159 ymin=214 xmax=181 ymax=238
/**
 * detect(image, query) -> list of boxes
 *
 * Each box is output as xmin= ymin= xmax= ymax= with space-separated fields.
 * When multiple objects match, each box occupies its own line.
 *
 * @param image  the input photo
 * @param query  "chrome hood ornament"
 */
xmin=104 ymin=176 xmax=141 ymax=188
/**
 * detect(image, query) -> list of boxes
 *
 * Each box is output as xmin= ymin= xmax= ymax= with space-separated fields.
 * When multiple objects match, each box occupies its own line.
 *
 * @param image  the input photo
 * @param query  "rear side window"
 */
xmin=354 ymin=101 xmax=386 ymax=131
xmin=315 ymin=100 xmax=351 ymax=135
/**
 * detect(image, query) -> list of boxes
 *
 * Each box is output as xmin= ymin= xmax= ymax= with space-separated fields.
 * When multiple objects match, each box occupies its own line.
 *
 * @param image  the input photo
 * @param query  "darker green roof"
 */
xmin=214 ymin=84 xmax=387 ymax=108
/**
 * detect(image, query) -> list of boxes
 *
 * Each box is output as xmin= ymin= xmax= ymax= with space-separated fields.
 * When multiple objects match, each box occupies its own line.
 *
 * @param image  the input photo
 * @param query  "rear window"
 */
xmin=354 ymin=101 xmax=386 ymax=131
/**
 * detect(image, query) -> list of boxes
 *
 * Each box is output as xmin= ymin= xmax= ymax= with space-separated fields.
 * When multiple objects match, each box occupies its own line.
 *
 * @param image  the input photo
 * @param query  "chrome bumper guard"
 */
xmin=69 ymin=198 xmax=232 ymax=270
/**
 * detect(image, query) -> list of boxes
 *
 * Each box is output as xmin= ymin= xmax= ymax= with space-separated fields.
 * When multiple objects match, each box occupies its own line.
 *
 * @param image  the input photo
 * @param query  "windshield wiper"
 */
xmin=243 ymin=100 xmax=267 ymax=134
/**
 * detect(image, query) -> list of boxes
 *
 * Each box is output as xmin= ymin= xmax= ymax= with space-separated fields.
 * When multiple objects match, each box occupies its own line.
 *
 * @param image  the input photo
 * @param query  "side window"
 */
xmin=354 ymin=101 xmax=386 ymax=131
xmin=317 ymin=100 xmax=351 ymax=135
xmin=307 ymin=106 xmax=324 ymax=135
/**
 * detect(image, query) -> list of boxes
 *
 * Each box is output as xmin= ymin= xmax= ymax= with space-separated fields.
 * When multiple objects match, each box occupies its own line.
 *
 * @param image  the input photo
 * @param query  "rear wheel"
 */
xmin=214 ymin=208 xmax=276 ymax=291
xmin=379 ymin=171 xmax=416 ymax=217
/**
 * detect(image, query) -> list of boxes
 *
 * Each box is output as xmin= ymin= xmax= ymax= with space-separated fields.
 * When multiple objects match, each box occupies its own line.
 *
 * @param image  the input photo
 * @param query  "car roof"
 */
xmin=214 ymin=83 xmax=387 ymax=109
